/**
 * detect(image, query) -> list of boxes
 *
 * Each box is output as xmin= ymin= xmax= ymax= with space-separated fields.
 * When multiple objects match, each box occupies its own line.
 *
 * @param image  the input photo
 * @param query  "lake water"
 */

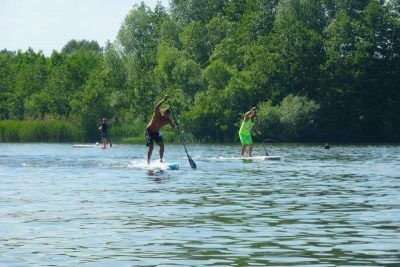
xmin=0 ymin=143 xmax=399 ymax=266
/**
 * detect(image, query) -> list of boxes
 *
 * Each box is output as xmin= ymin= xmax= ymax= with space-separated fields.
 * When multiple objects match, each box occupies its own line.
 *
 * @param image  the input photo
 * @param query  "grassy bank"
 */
xmin=0 ymin=120 xmax=183 ymax=143
xmin=0 ymin=120 xmax=85 ymax=142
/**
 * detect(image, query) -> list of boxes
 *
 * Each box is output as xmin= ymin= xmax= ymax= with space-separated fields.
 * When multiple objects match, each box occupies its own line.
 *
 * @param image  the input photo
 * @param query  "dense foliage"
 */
xmin=1 ymin=0 xmax=399 ymax=142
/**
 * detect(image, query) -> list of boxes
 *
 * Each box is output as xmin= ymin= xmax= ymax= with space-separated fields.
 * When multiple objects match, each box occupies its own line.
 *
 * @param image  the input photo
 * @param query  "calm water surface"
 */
xmin=0 ymin=143 xmax=399 ymax=266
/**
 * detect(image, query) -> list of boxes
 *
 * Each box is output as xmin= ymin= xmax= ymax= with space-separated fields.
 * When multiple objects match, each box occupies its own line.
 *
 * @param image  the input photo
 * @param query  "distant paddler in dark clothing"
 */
xmin=239 ymin=107 xmax=261 ymax=157
xmin=145 ymin=95 xmax=178 ymax=164
xmin=98 ymin=118 xmax=112 ymax=148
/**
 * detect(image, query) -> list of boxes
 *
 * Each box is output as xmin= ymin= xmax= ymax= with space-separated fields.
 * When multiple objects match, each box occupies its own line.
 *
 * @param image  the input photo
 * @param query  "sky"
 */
xmin=0 ymin=0 xmax=170 ymax=55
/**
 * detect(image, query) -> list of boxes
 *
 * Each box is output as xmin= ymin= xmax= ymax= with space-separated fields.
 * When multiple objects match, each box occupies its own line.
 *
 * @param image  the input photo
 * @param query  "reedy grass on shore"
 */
xmin=0 ymin=120 xmax=183 ymax=144
xmin=0 ymin=120 xmax=84 ymax=142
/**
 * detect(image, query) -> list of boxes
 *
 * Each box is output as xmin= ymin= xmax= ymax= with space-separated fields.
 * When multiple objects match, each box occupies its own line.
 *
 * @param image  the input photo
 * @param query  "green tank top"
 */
xmin=239 ymin=119 xmax=254 ymax=135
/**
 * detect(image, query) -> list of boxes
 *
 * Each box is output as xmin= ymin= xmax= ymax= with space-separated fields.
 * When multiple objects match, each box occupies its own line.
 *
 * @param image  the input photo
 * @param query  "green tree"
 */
xmin=204 ymin=59 xmax=232 ymax=90
xmin=64 ymin=48 xmax=102 ymax=92
xmin=118 ymin=3 xmax=167 ymax=121
xmin=180 ymin=21 xmax=211 ymax=66
xmin=24 ymin=92 xmax=54 ymax=119
xmin=0 ymin=50 xmax=17 ymax=119
xmin=43 ymin=66 xmax=73 ymax=117
xmin=266 ymin=0 xmax=324 ymax=99
xmin=70 ymin=68 xmax=111 ymax=141
xmin=170 ymin=0 xmax=226 ymax=25
xmin=61 ymin=39 xmax=102 ymax=55
xmin=103 ymin=42 xmax=128 ymax=122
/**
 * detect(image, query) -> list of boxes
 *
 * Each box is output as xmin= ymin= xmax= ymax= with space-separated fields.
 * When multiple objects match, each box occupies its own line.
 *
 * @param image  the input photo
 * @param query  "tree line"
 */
xmin=1 ymin=0 xmax=399 ymax=143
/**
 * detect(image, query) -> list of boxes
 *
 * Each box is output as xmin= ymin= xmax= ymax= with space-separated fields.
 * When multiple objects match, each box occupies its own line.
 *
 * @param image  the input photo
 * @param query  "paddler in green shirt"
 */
xmin=239 ymin=107 xmax=260 ymax=157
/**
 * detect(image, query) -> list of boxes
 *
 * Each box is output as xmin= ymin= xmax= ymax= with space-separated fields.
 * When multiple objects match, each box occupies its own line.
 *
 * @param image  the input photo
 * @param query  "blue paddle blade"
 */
xmin=188 ymin=156 xmax=197 ymax=169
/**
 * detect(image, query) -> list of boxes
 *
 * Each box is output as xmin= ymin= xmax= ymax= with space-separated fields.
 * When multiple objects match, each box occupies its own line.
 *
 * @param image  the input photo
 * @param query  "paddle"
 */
xmin=254 ymin=114 xmax=269 ymax=156
xmin=168 ymin=102 xmax=197 ymax=169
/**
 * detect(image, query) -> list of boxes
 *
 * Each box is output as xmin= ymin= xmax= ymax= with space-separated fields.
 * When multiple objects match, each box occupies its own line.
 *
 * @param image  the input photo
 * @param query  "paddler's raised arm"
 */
xmin=244 ymin=107 xmax=257 ymax=120
xmin=154 ymin=95 xmax=169 ymax=114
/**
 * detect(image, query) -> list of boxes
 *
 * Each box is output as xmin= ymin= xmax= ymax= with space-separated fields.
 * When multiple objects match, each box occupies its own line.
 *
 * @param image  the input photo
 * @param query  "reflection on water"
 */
xmin=0 ymin=143 xmax=399 ymax=266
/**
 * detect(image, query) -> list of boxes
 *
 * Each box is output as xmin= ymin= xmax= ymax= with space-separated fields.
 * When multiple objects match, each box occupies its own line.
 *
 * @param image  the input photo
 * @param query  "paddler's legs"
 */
xmin=147 ymin=143 xmax=154 ymax=164
xmin=248 ymin=135 xmax=254 ymax=157
xmin=240 ymin=133 xmax=253 ymax=157
xmin=102 ymin=138 xmax=107 ymax=148
xmin=158 ymin=142 xmax=164 ymax=162
xmin=241 ymin=145 xmax=246 ymax=157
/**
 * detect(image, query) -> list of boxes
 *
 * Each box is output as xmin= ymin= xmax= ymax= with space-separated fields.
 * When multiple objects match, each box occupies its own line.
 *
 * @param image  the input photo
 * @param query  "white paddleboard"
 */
xmin=145 ymin=162 xmax=179 ymax=171
xmin=73 ymin=144 xmax=127 ymax=149
xmin=241 ymin=155 xmax=281 ymax=161
xmin=73 ymin=144 xmax=99 ymax=148
xmin=166 ymin=162 xmax=179 ymax=170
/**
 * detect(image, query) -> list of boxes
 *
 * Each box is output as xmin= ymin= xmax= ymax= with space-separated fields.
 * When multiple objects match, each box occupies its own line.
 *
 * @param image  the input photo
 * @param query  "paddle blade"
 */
xmin=188 ymin=156 xmax=197 ymax=169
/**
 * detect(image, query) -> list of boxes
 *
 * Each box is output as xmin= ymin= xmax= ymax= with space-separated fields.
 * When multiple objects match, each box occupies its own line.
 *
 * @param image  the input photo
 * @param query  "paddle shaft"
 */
xmin=168 ymin=102 xmax=196 ymax=169
xmin=254 ymin=114 xmax=269 ymax=156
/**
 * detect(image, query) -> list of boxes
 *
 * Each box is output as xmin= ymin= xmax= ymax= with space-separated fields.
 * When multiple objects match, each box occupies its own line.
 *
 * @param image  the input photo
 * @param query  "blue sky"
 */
xmin=0 ymin=0 xmax=170 ymax=55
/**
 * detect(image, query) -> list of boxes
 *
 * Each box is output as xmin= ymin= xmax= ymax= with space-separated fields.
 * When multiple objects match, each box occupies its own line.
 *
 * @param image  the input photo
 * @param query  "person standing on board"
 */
xmin=239 ymin=107 xmax=260 ymax=157
xmin=145 ymin=95 xmax=178 ymax=164
xmin=99 ymin=118 xmax=111 ymax=148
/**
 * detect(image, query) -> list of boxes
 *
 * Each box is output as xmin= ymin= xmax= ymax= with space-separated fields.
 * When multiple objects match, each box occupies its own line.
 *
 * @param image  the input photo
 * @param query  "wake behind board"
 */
xmin=241 ymin=155 xmax=281 ymax=161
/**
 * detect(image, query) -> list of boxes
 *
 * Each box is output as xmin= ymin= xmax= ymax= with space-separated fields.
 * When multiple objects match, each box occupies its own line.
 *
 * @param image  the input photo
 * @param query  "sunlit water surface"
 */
xmin=0 ymin=143 xmax=399 ymax=266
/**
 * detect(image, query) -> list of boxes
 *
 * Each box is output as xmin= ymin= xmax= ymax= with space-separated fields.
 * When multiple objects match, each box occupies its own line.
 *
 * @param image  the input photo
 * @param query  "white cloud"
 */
xmin=0 ymin=0 xmax=169 ymax=55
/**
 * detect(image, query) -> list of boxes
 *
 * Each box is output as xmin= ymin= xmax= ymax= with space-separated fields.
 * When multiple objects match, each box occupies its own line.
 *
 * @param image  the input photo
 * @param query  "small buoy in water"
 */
xmin=324 ymin=143 xmax=330 ymax=149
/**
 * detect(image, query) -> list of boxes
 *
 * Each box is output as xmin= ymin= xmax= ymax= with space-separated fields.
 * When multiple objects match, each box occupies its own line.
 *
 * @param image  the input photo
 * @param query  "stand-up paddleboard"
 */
xmin=73 ymin=144 xmax=100 ymax=148
xmin=145 ymin=162 xmax=179 ymax=171
xmin=241 ymin=155 xmax=281 ymax=161
xmin=73 ymin=144 xmax=127 ymax=149
xmin=165 ymin=162 xmax=179 ymax=170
